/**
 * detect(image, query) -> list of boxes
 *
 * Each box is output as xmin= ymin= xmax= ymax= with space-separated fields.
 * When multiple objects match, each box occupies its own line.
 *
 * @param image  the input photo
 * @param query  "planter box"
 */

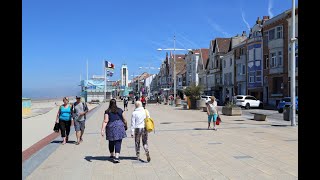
xmin=175 ymin=99 xmax=182 ymax=107
xmin=253 ymin=113 xmax=267 ymax=121
xmin=222 ymin=106 xmax=242 ymax=116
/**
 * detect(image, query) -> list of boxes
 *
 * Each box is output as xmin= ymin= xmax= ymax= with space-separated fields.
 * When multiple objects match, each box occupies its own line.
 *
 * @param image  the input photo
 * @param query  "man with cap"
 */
xmin=73 ymin=96 xmax=89 ymax=145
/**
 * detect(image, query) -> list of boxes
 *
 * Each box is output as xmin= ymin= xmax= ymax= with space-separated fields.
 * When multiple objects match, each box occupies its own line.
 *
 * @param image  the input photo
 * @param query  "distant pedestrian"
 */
xmin=56 ymin=97 xmax=72 ymax=145
xmin=123 ymin=96 xmax=129 ymax=111
xmin=72 ymin=96 xmax=89 ymax=145
xmin=101 ymin=99 xmax=127 ymax=163
xmin=131 ymin=101 xmax=151 ymax=162
xmin=207 ymin=96 xmax=219 ymax=130
xmin=225 ymin=94 xmax=230 ymax=105
xmin=156 ymin=95 xmax=160 ymax=105
xmin=141 ymin=95 xmax=147 ymax=108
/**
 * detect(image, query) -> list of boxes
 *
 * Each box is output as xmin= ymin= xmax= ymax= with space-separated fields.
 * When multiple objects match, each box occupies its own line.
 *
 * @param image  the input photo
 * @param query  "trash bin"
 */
xmin=283 ymin=105 xmax=290 ymax=121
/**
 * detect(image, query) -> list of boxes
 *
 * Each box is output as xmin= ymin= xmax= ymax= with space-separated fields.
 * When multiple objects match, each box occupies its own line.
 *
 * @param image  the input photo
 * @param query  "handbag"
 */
xmin=145 ymin=109 xmax=155 ymax=133
xmin=216 ymin=116 xmax=221 ymax=125
xmin=53 ymin=122 xmax=60 ymax=132
xmin=116 ymin=109 xmax=127 ymax=131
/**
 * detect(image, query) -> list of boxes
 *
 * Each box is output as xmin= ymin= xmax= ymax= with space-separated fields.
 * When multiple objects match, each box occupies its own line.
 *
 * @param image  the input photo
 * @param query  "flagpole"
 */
xmin=87 ymin=59 xmax=88 ymax=81
xmin=104 ymin=60 xmax=106 ymax=101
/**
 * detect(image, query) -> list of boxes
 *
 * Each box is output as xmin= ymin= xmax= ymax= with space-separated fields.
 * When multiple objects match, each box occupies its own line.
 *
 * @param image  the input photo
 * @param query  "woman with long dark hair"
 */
xmin=101 ymin=99 xmax=127 ymax=163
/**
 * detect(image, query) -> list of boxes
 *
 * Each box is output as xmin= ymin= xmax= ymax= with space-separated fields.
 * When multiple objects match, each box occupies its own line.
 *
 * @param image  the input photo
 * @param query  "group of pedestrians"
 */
xmin=55 ymin=96 xmax=89 ymax=145
xmin=55 ymin=94 xmax=217 ymax=164
xmin=101 ymin=99 xmax=151 ymax=163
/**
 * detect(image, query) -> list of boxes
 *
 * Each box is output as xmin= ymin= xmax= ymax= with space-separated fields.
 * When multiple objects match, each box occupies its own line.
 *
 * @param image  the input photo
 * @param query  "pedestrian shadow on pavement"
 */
xmin=194 ymin=128 xmax=212 ymax=130
xmin=84 ymin=156 xmax=138 ymax=163
xmin=84 ymin=156 xmax=113 ymax=162
xmin=51 ymin=140 xmax=76 ymax=144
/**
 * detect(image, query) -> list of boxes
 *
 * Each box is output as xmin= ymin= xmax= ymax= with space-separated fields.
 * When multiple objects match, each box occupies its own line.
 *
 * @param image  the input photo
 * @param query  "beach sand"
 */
xmin=22 ymin=99 xmax=98 ymax=151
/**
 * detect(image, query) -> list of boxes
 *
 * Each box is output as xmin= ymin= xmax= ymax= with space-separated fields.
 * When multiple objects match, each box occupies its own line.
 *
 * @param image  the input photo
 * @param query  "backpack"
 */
xmin=72 ymin=102 xmax=88 ymax=119
xmin=144 ymin=109 xmax=154 ymax=133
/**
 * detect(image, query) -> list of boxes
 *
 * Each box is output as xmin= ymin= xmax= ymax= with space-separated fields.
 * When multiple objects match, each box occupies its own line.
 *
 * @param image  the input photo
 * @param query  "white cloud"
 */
xmin=241 ymin=10 xmax=251 ymax=32
xmin=207 ymin=18 xmax=232 ymax=37
xmin=268 ymin=0 xmax=274 ymax=18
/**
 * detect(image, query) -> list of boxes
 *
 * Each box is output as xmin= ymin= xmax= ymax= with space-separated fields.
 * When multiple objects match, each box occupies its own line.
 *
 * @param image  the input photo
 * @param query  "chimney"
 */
xmin=263 ymin=16 xmax=270 ymax=20
xmin=262 ymin=16 xmax=270 ymax=25
xmin=242 ymin=31 xmax=246 ymax=37
xmin=256 ymin=17 xmax=262 ymax=25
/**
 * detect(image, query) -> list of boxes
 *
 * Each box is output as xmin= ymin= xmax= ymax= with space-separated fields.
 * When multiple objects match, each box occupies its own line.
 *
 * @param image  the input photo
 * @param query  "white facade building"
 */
xmin=143 ymin=74 xmax=156 ymax=97
xmin=121 ymin=64 xmax=129 ymax=87
xmin=185 ymin=50 xmax=200 ymax=86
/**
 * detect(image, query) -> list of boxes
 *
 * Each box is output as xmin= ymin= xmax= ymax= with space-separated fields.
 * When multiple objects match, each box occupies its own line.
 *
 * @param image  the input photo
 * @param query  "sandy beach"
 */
xmin=22 ymin=98 xmax=99 ymax=151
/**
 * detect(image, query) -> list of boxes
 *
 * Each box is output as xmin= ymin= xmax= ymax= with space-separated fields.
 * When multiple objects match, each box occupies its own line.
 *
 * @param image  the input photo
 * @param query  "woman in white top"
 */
xmin=206 ymin=96 xmax=218 ymax=130
xmin=131 ymin=101 xmax=151 ymax=162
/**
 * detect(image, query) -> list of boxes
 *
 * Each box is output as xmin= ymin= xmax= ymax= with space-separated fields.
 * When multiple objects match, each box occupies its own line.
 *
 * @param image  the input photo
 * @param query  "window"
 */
xmin=253 ymin=49 xmax=256 ymax=60
xmin=230 ymin=58 xmax=232 ymax=66
xmin=224 ymin=60 xmax=226 ymax=68
xmin=245 ymin=96 xmax=254 ymax=100
xmin=278 ymin=51 xmax=283 ymax=66
xmin=269 ymin=29 xmax=275 ymax=41
xmin=216 ymin=60 xmax=219 ymax=68
xmin=256 ymin=70 xmax=262 ymax=82
xmin=249 ymin=72 xmax=255 ymax=83
xmin=270 ymin=53 xmax=276 ymax=68
xmin=277 ymin=26 xmax=283 ymax=39
xmin=242 ymin=64 xmax=246 ymax=75
xmin=272 ymin=77 xmax=282 ymax=94
xmin=229 ymin=72 xmax=232 ymax=85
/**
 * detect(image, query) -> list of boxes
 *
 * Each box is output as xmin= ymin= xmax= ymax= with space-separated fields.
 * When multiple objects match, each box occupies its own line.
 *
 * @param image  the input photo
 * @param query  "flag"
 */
xmin=106 ymin=71 xmax=114 ymax=77
xmin=105 ymin=61 xmax=115 ymax=69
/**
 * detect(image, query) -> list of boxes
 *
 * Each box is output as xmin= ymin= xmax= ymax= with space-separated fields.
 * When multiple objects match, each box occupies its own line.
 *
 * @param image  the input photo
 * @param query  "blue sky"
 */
xmin=22 ymin=0 xmax=297 ymax=98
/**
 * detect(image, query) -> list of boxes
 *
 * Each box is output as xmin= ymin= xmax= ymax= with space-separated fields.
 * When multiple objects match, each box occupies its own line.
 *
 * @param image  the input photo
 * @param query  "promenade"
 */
xmin=23 ymin=101 xmax=298 ymax=180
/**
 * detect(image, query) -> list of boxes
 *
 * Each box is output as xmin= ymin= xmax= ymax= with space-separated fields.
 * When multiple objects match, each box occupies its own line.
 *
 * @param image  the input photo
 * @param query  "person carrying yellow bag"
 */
xmin=144 ymin=108 xmax=154 ymax=133
xmin=131 ymin=101 xmax=152 ymax=162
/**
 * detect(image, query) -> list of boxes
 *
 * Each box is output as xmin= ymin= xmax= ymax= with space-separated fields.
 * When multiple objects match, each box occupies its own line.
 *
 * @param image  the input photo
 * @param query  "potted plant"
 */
xmin=184 ymin=84 xmax=203 ymax=109
xmin=222 ymin=102 xmax=242 ymax=116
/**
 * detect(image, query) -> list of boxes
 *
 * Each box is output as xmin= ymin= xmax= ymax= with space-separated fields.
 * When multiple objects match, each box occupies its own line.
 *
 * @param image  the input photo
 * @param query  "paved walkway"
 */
xmin=25 ymin=102 xmax=298 ymax=180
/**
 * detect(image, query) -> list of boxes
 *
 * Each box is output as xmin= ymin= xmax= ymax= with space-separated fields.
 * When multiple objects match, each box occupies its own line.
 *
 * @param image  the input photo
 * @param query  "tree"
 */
xmin=184 ymin=83 xmax=203 ymax=109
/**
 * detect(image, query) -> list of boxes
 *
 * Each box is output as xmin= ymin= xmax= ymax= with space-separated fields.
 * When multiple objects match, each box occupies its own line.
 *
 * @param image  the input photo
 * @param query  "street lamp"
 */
xmin=157 ymin=35 xmax=191 ymax=106
xmin=290 ymin=0 xmax=297 ymax=126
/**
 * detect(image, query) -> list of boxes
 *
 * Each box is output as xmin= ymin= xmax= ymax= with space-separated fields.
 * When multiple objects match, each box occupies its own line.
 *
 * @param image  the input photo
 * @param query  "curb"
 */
xmin=22 ymin=105 xmax=99 ymax=163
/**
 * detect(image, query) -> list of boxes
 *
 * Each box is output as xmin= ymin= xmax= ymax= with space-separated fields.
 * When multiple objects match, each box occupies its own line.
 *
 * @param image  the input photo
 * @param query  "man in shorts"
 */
xmin=73 ymin=96 xmax=89 ymax=145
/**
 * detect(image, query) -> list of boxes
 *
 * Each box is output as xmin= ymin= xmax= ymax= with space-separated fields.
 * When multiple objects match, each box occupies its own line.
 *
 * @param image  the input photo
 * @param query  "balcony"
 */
xmin=268 ymin=38 xmax=284 ymax=49
xmin=269 ymin=67 xmax=284 ymax=74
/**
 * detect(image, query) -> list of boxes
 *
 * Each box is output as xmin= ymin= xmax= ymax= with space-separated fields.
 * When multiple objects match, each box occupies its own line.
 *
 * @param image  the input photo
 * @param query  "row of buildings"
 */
xmin=150 ymin=8 xmax=298 ymax=107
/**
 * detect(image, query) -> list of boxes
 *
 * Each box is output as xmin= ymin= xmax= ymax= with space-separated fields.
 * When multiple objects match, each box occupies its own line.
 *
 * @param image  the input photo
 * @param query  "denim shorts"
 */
xmin=208 ymin=114 xmax=218 ymax=122
xmin=74 ymin=120 xmax=85 ymax=131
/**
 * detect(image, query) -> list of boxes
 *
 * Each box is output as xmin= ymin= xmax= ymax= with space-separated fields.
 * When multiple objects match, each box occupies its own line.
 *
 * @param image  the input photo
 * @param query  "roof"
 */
xmin=263 ymin=7 xmax=298 ymax=27
xmin=216 ymin=38 xmax=231 ymax=53
xmin=200 ymin=49 xmax=209 ymax=65
xmin=177 ymin=64 xmax=186 ymax=75
xmin=175 ymin=57 xmax=186 ymax=76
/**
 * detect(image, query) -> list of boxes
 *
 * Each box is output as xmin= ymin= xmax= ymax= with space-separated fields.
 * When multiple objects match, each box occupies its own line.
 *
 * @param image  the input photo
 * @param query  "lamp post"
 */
xmin=157 ymin=35 xmax=192 ymax=106
xmin=290 ymin=0 xmax=297 ymax=126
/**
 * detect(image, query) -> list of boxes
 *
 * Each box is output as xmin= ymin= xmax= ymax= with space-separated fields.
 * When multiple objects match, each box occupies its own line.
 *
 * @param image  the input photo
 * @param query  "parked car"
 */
xmin=235 ymin=95 xmax=263 ymax=109
xmin=277 ymin=96 xmax=298 ymax=113
xmin=201 ymin=95 xmax=220 ymax=105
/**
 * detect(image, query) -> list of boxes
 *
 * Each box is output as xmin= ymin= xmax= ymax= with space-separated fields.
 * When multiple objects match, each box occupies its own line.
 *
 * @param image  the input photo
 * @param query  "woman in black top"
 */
xmin=101 ymin=99 xmax=127 ymax=163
